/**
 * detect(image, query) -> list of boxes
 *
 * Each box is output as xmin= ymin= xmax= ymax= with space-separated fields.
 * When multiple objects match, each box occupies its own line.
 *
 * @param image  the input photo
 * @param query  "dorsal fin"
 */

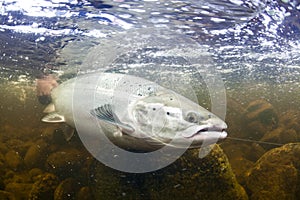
xmin=90 ymin=104 xmax=134 ymax=134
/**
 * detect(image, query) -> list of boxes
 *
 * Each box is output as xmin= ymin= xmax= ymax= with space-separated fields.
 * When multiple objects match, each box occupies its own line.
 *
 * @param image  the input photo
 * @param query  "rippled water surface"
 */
xmin=0 ymin=0 xmax=300 ymax=199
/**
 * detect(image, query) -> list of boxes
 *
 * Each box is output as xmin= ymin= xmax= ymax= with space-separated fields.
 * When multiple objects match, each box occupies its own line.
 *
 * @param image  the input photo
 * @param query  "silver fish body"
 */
xmin=42 ymin=72 xmax=227 ymax=151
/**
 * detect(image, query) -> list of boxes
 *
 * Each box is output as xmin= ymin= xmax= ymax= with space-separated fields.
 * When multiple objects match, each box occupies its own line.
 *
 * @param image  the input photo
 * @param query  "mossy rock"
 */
xmin=260 ymin=127 xmax=298 ymax=150
xmin=5 ymin=183 xmax=32 ymax=200
xmin=28 ymin=173 xmax=59 ymax=200
xmin=279 ymin=110 xmax=300 ymax=132
xmin=242 ymin=99 xmax=278 ymax=140
xmin=54 ymin=178 xmax=81 ymax=200
xmin=77 ymin=187 xmax=93 ymax=200
xmin=0 ymin=142 xmax=9 ymax=154
xmin=28 ymin=168 xmax=44 ymax=182
xmin=5 ymin=150 xmax=23 ymax=171
xmin=0 ymin=190 xmax=16 ymax=200
xmin=245 ymin=101 xmax=277 ymax=125
xmin=0 ymin=177 xmax=4 ymax=190
xmin=45 ymin=148 xmax=85 ymax=178
xmin=90 ymin=144 xmax=248 ymax=200
xmin=24 ymin=140 xmax=48 ymax=169
xmin=246 ymin=143 xmax=300 ymax=199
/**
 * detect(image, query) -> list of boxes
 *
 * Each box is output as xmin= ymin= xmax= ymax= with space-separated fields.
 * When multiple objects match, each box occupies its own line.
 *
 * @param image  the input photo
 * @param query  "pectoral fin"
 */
xmin=42 ymin=113 xmax=65 ymax=123
xmin=90 ymin=104 xmax=134 ymax=134
xmin=43 ymin=103 xmax=55 ymax=113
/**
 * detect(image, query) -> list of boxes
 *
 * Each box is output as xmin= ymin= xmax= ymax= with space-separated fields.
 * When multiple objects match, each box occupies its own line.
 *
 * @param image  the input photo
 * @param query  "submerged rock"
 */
xmin=91 ymin=144 xmax=248 ymax=200
xmin=257 ymin=109 xmax=300 ymax=150
xmin=246 ymin=143 xmax=300 ymax=200
xmin=5 ymin=182 xmax=32 ymax=200
xmin=242 ymin=99 xmax=278 ymax=140
xmin=0 ymin=177 xmax=4 ymax=190
xmin=0 ymin=142 xmax=9 ymax=154
xmin=45 ymin=148 xmax=85 ymax=178
xmin=6 ymin=139 xmax=30 ymax=157
xmin=279 ymin=110 xmax=300 ymax=132
xmin=4 ymin=171 xmax=31 ymax=185
xmin=0 ymin=152 xmax=6 ymax=174
xmin=54 ymin=178 xmax=81 ymax=200
xmin=0 ymin=190 xmax=16 ymax=200
xmin=244 ymin=99 xmax=278 ymax=138
xmin=77 ymin=187 xmax=93 ymax=200
xmin=5 ymin=150 xmax=23 ymax=171
xmin=260 ymin=127 xmax=298 ymax=150
xmin=29 ymin=173 xmax=59 ymax=200
xmin=244 ymin=99 xmax=278 ymax=124
xmin=24 ymin=140 xmax=48 ymax=169
xmin=28 ymin=168 xmax=44 ymax=182
xmin=221 ymin=142 xmax=265 ymax=184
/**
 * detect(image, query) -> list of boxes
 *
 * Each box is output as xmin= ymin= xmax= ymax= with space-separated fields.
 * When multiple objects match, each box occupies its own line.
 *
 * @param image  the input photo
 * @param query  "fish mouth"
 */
xmin=168 ymin=125 xmax=227 ymax=149
xmin=181 ymin=125 xmax=227 ymax=139
xmin=196 ymin=128 xmax=228 ymax=139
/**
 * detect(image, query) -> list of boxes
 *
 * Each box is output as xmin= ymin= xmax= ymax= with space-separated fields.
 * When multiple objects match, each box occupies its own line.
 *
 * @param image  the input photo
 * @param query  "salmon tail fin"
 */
xmin=42 ymin=113 xmax=65 ymax=123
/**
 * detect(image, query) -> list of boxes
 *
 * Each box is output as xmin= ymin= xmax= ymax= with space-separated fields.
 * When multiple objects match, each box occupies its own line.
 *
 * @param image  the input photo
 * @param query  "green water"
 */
xmin=0 ymin=75 xmax=299 ymax=199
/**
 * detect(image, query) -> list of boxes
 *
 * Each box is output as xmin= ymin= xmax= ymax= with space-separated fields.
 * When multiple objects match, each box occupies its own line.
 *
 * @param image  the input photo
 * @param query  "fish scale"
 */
xmin=42 ymin=72 xmax=227 ymax=151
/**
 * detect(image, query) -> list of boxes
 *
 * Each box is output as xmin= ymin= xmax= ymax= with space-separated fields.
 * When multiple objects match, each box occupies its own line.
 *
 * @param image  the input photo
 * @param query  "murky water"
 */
xmin=0 ymin=0 xmax=300 ymax=199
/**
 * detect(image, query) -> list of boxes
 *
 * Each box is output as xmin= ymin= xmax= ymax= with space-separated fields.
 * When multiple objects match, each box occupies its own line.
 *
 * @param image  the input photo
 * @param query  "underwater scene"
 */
xmin=1 ymin=0 xmax=300 ymax=199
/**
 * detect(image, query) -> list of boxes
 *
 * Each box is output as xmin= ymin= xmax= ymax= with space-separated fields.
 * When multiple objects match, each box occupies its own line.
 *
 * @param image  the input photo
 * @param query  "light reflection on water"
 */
xmin=0 ymin=0 xmax=299 ymax=84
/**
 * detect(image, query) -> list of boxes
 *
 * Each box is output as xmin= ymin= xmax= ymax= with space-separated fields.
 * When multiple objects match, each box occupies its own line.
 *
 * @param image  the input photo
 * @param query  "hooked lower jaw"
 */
xmin=195 ymin=120 xmax=228 ymax=139
xmin=156 ymin=125 xmax=228 ymax=149
xmin=172 ymin=129 xmax=227 ymax=149
xmin=188 ymin=128 xmax=227 ymax=148
xmin=183 ymin=124 xmax=227 ymax=140
xmin=198 ymin=127 xmax=227 ymax=137
xmin=191 ymin=129 xmax=227 ymax=140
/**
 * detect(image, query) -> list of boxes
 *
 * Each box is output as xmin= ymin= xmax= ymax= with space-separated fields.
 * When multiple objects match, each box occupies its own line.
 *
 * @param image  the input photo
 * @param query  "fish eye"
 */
xmin=186 ymin=112 xmax=198 ymax=123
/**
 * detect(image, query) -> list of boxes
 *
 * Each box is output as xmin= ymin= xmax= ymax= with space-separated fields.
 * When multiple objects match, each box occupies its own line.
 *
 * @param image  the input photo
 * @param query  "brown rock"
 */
xmin=54 ymin=178 xmax=81 ymax=200
xmin=5 ymin=183 xmax=32 ymax=199
xmin=0 ymin=142 xmax=9 ymax=154
xmin=24 ymin=140 xmax=48 ymax=168
xmin=242 ymin=99 xmax=278 ymax=140
xmin=46 ymin=148 xmax=85 ymax=177
xmin=246 ymin=143 xmax=300 ymax=199
xmin=6 ymin=139 xmax=31 ymax=157
xmin=91 ymin=145 xmax=248 ymax=200
xmin=0 ymin=177 xmax=4 ymax=190
xmin=29 ymin=173 xmax=59 ymax=200
xmin=28 ymin=168 xmax=44 ymax=182
xmin=0 ymin=152 xmax=5 ymax=171
xmin=261 ymin=127 xmax=298 ymax=150
xmin=279 ymin=110 xmax=300 ymax=132
xmin=77 ymin=187 xmax=93 ymax=200
xmin=5 ymin=150 xmax=23 ymax=171
xmin=0 ymin=190 xmax=16 ymax=200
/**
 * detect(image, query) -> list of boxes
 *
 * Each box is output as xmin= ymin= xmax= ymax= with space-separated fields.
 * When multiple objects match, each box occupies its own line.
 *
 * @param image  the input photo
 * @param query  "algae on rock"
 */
xmin=246 ymin=143 xmax=300 ymax=200
xmin=28 ymin=173 xmax=59 ymax=200
xmin=91 ymin=144 xmax=248 ymax=200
